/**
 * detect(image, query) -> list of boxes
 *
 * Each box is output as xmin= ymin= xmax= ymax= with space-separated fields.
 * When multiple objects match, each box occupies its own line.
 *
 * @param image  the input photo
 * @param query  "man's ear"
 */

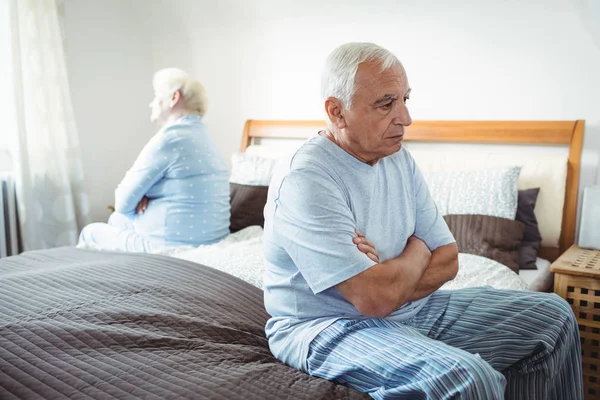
xmin=170 ymin=90 xmax=182 ymax=108
xmin=324 ymin=97 xmax=347 ymax=129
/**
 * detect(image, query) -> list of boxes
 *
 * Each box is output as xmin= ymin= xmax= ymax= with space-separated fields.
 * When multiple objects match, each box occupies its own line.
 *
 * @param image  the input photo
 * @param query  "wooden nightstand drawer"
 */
xmin=552 ymin=245 xmax=600 ymax=399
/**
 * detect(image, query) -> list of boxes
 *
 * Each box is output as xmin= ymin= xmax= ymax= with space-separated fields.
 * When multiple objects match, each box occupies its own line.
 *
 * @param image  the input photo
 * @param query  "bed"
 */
xmin=0 ymin=119 xmax=584 ymax=399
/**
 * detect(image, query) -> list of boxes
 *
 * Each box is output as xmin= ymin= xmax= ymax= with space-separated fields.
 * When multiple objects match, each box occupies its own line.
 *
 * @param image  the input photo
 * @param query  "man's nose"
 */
xmin=393 ymin=104 xmax=412 ymax=126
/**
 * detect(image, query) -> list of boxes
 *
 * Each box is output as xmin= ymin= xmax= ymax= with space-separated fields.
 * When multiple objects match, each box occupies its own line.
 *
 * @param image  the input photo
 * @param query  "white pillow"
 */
xmin=230 ymin=153 xmax=282 ymax=186
xmin=231 ymin=143 xmax=306 ymax=186
xmin=424 ymin=166 xmax=522 ymax=220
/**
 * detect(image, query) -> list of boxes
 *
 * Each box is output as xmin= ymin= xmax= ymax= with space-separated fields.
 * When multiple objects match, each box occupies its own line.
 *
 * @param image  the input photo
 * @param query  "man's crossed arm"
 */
xmin=336 ymin=232 xmax=458 ymax=318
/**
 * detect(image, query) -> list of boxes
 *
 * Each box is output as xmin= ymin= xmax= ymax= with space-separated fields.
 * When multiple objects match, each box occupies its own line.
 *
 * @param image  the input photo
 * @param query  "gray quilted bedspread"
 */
xmin=0 ymin=248 xmax=368 ymax=400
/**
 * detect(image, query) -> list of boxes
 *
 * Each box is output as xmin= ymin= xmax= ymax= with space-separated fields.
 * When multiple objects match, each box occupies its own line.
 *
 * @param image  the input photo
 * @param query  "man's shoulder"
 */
xmin=290 ymin=137 xmax=332 ymax=165
xmin=271 ymin=138 xmax=334 ymax=180
xmin=267 ymin=138 xmax=346 ymax=201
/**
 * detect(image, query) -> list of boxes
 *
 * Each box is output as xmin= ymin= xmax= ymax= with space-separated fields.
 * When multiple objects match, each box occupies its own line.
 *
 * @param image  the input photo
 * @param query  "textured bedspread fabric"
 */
xmin=170 ymin=227 xmax=529 ymax=292
xmin=0 ymin=248 xmax=368 ymax=400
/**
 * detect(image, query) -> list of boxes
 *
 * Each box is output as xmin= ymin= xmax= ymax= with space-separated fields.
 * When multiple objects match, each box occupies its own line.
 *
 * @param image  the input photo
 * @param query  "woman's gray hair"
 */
xmin=152 ymin=68 xmax=208 ymax=116
xmin=321 ymin=43 xmax=400 ymax=109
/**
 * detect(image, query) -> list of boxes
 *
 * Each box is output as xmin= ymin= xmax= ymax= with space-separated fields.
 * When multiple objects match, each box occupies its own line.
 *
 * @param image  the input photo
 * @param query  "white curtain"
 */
xmin=8 ymin=0 xmax=89 ymax=250
xmin=574 ymin=0 xmax=600 ymax=51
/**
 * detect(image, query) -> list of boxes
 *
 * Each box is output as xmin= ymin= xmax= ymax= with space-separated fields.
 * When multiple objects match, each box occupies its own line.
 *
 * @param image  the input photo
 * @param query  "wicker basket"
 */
xmin=552 ymin=245 xmax=600 ymax=399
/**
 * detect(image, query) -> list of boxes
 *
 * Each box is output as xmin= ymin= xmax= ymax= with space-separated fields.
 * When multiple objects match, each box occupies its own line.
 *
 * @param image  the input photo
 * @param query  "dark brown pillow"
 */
xmin=516 ymin=188 xmax=542 ymax=270
xmin=230 ymin=183 xmax=269 ymax=233
xmin=444 ymin=214 xmax=525 ymax=273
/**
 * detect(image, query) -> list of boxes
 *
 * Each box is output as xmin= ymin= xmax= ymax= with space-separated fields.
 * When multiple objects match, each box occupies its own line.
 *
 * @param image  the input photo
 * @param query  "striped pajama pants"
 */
xmin=306 ymin=287 xmax=583 ymax=399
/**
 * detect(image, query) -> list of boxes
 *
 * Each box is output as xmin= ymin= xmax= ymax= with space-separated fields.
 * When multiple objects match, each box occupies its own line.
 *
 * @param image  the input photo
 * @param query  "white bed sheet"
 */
xmin=80 ymin=225 xmax=530 ymax=291
xmin=518 ymin=257 xmax=552 ymax=286
xmin=168 ymin=226 xmax=265 ymax=288
xmin=169 ymin=226 xmax=529 ymax=291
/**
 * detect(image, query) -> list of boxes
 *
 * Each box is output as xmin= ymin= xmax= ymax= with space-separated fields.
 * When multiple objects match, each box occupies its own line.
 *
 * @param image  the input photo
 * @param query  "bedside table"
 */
xmin=551 ymin=245 xmax=600 ymax=399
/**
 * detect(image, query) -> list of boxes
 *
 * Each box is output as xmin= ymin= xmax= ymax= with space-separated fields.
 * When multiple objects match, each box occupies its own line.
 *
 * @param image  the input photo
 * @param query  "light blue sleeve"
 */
xmin=114 ymin=128 xmax=181 ymax=214
xmin=411 ymin=155 xmax=456 ymax=251
xmin=273 ymin=168 xmax=376 ymax=294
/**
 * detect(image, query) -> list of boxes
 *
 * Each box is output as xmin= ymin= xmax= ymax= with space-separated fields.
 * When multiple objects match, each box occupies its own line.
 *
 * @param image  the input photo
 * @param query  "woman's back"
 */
xmin=116 ymin=115 xmax=230 ymax=247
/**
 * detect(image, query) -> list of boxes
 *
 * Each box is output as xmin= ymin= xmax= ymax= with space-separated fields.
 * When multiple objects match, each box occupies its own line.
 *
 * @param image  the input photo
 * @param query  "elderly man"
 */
xmin=262 ymin=43 xmax=582 ymax=399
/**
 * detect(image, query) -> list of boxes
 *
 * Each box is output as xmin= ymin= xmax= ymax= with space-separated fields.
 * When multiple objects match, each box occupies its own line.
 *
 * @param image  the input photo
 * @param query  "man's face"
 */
xmin=149 ymin=91 xmax=171 ymax=125
xmin=340 ymin=61 xmax=412 ymax=164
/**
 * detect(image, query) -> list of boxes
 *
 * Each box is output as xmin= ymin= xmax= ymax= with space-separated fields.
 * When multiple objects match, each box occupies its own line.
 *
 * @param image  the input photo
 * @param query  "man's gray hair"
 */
xmin=153 ymin=68 xmax=208 ymax=116
xmin=321 ymin=43 xmax=400 ymax=109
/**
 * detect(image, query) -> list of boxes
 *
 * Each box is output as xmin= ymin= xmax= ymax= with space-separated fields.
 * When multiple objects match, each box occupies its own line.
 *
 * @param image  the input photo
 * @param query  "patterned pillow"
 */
xmin=424 ymin=166 xmax=522 ymax=220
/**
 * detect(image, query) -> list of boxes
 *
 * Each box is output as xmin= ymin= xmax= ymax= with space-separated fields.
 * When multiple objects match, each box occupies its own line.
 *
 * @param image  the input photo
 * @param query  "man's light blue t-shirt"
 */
xmin=263 ymin=135 xmax=455 ymax=371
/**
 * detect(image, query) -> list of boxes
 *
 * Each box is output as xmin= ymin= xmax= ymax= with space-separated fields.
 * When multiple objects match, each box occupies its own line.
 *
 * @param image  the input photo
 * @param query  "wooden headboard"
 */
xmin=240 ymin=119 xmax=585 ymax=260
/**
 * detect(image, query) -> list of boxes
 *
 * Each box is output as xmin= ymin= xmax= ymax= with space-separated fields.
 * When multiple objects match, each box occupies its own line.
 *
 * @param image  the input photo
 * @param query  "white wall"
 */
xmin=144 ymin=0 xmax=256 ymax=161
xmin=66 ymin=0 xmax=600 ymax=226
xmin=64 ymin=0 xmax=155 ymax=223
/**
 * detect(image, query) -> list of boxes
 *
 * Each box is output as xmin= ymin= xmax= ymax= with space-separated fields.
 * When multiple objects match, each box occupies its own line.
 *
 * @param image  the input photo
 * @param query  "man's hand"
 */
xmin=353 ymin=230 xmax=379 ymax=263
xmin=337 ymin=233 xmax=432 ymax=318
xmin=353 ymin=232 xmax=431 ymax=274
xmin=136 ymin=196 xmax=149 ymax=214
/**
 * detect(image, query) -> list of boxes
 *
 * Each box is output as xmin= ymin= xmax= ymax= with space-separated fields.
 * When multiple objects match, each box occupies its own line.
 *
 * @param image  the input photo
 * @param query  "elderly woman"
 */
xmin=78 ymin=68 xmax=230 ymax=252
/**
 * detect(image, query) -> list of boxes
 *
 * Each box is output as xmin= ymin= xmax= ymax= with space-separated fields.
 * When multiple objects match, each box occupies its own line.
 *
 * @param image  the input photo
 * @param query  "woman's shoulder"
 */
xmin=161 ymin=119 xmax=206 ymax=143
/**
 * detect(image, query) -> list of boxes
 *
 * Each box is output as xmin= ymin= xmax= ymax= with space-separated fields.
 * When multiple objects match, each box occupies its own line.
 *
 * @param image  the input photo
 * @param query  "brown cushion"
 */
xmin=516 ymin=188 xmax=542 ymax=269
xmin=230 ymin=183 xmax=269 ymax=233
xmin=444 ymin=214 xmax=525 ymax=273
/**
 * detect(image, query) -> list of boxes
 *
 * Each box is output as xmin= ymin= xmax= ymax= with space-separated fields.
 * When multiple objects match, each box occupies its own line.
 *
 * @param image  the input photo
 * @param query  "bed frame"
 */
xmin=240 ymin=119 xmax=585 ymax=261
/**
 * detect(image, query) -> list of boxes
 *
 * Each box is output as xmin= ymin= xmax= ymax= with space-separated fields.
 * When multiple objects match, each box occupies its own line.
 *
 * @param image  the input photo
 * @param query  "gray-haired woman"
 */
xmin=79 ymin=68 xmax=230 ymax=252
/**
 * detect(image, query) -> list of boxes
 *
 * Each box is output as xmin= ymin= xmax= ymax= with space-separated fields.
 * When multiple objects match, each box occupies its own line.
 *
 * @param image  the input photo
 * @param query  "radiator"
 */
xmin=0 ymin=173 xmax=18 ymax=258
